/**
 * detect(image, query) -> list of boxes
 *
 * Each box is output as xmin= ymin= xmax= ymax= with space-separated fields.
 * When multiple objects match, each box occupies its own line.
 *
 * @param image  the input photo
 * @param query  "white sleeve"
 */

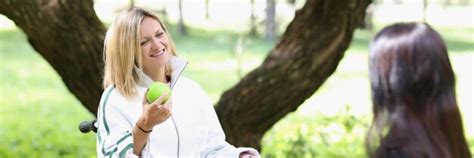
xmin=96 ymin=87 xmax=150 ymax=158
xmin=195 ymin=85 xmax=260 ymax=158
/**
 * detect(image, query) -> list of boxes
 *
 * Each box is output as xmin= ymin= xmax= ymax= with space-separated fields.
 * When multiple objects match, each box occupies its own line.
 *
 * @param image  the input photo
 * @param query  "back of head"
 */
xmin=366 ymin=22 xmax=471 ymax=158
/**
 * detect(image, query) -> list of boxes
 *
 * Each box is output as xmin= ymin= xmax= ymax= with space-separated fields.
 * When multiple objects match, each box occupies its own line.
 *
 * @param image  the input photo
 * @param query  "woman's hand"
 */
xmin=239 ymin=151 xmax=259 ymax=158
xmin=133 ymin=90 xmax=171 ymax=155
xmin=136 ymin=90 xmax=172 ymax=131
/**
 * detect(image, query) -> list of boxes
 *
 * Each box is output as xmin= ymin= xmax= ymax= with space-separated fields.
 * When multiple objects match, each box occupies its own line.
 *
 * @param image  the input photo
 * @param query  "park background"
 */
xmin=0 ymin=0 xmax=473 ymax=157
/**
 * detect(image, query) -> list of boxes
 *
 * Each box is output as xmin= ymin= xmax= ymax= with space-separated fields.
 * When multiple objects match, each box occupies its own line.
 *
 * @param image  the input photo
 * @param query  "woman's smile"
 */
xmin=150 ymin=48 xmax=165 ymax=57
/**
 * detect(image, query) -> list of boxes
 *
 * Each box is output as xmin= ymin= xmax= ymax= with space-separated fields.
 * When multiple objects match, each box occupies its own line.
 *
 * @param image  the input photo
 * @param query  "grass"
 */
xmin=0 ymin=30 xmax=97 ymax=157
xmin=0 ymin=24 xmax=472 ymax=157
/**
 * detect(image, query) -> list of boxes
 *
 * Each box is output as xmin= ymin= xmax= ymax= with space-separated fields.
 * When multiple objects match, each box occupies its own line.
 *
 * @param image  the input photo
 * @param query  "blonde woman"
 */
xmin=97 ymin=7 xmax=259 ymax=158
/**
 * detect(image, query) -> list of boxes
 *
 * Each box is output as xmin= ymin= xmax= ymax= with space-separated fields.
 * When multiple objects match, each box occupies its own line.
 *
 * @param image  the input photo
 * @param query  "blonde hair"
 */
xmin=103 ymin=7 xmax=178 ymax=98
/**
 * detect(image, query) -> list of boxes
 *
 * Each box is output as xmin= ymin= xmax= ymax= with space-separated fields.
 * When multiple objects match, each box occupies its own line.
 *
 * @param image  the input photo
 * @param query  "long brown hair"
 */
xmin=366 ymin=22 xmax=471 ymax=158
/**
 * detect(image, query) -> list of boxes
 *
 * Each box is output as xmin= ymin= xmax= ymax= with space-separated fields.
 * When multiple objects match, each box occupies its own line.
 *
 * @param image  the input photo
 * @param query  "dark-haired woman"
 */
xmin=366 ymin=22 xmax=472 ymax=158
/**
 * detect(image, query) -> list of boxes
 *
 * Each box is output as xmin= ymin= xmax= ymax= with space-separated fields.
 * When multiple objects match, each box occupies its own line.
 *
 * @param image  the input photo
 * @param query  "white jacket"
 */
xmin=96 ymin=57 xmax=259 ymax=158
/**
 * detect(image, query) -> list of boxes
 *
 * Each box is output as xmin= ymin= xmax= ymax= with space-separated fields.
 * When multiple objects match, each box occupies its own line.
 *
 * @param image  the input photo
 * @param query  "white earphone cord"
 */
xmin=171 ymin=115 xmax=180 ymax=158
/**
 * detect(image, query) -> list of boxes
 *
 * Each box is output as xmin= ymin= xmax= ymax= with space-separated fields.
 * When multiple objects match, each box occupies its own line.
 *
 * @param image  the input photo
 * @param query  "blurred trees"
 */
xmin=177 ymin=0 xmax=187 ymax=35
xmin=264 ymin=0 xmax=277 ymax=41
xmin=215 ymin=0 xmax=371 ymax=148
xmin=0 ymin=0 xmax=104 ymax=115
xmin=249 ymin=0 xmax=258 ymax=37
xmin=205 ymin=0 xmax=210 ymax=20
xmin=0 ymin=0 xmax=371 ymax=149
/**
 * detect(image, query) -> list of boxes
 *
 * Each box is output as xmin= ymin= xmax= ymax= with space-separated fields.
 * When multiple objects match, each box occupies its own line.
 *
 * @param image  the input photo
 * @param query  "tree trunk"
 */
xmin=264 ymin=0 xmax=276 ymax=41
xmin=130 ymin=0 xmax=135 ymax=7
xmin=205 ymin=0 xmax=210 ymax=20
xmin=0 ymin=0 xmax=105 ymax=115
xmin=443 ymin=0 xmax=451 ymax=7
xmin=177 ymin=0 xmax=187 ymax=35
xmin=394 ymin=0 xmax=402 ymax=4
xmin=460 ymin=0 xmax=470 ymax=5
xmin=423 ymin=0 xmax=428 ymax=22
xmin=216 ymin=0 xmax=371 ymax=149
xmin=0 ymin=0 xmax=371 ymax=150
xmin=361 ymin=4 xmax=374 ymax=31
xmin=249 ymin=0 xmax=258 ymax=37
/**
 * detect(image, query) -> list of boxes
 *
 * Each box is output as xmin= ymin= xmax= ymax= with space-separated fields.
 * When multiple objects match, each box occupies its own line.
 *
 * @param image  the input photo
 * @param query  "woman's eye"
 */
xmin=156 ymin=32 xmax=164 ymax=37
xmin=140 ymin=41 xmax=148 ymax=46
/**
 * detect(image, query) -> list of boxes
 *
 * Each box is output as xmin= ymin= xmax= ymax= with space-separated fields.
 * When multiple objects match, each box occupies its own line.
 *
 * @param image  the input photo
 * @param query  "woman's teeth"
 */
xmin=151 ymin=49 xmax=165 ymax=57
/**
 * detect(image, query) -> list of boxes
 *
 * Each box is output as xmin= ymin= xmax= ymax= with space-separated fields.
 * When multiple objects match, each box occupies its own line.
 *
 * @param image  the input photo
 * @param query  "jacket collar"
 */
xmin=136 ymin=56 xmax=188 ymax=89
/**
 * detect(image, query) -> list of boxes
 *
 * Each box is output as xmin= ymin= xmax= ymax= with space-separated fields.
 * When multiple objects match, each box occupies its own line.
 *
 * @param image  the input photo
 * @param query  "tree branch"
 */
xmin=0 ymin=0 xmax=106 ymax=115
xmin=215 ymin=0 xmax=372 ymax=149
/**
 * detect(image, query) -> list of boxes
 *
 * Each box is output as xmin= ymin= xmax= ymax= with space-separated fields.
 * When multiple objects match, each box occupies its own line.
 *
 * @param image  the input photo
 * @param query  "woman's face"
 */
xmin=139 ymin=16 xmax=170 ymax=77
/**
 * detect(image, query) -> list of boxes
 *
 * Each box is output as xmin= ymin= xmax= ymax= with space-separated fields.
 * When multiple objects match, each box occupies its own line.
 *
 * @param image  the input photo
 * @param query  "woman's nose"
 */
xmin=150 ymin=38 xmax=162 ymax=50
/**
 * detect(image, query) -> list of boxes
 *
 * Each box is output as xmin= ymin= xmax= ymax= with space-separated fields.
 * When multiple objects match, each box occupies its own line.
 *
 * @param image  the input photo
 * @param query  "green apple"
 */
xmin=146 ymin=82 xmax=171 ymax=104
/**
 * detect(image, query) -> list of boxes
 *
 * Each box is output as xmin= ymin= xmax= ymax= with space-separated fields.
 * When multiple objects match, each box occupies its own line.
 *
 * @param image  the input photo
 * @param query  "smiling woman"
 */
xmin=139 ymin=16 xmax=172 ymax=83
xmin=98 ymin=7 xmax=260 ymax=158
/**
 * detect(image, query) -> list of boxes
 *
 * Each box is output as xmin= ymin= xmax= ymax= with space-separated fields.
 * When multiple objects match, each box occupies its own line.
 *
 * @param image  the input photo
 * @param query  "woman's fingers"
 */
xmin=156 ymin=105 xmax=172 ymax=121
xmin=159 ymin=101 xmax=172 ymax=113
xmin=150 ymin=91 xmax=170 ymax=106
xmin=138 ymin=89 xmax=173 ymax=128
xmin=163 ymin=97 xmax=172 ymax=109
xmin=142 ymin=88 xmax=149 ymax=105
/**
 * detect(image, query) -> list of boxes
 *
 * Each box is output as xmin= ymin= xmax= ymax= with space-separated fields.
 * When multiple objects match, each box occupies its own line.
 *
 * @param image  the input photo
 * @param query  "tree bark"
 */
xmin=130 ymin=0 xmax=135 ymax=8
xmin=264 ymin=0 xmax=276 ymax=41
xmin=205 ymin=0 xmax=210 ymax=20
xmin=423 ymin=0 xmax=428 ymax=22
xmin=0 ymin=0 xmax=106 ymax=115
xmin=177 ymin=0 xmax=187 ymax=35
xmin=216 ymin=0 xmax=371 ymax=149
xmin=443 ymin=0 xmax=451 ymax=7
xmin=394 ymin=0 xmax=403 ymax=4
xmin=249 ymin=0 xmax=258 ymax=37
xmin=0 ymin=0 xmax=371 ymax=150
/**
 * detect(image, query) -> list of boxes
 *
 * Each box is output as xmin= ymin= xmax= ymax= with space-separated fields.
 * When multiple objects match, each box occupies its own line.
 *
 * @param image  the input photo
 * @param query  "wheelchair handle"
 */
xmin=79 ymin=119 xmax=97 ymax=133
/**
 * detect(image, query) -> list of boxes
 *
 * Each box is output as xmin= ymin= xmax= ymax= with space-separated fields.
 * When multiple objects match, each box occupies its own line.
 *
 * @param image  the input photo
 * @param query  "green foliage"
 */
xmin=470 ymin=137 xmax=474 ymax=155
xmin=0 ymin=104 xmax=96 ymax=157
xmin=0 ymin=29 xmax=97 ymax=157
xmin=1 ymin=24 xmax=473 ymax=157
xmin=261 ymin=106 xmax=370 ymax=158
